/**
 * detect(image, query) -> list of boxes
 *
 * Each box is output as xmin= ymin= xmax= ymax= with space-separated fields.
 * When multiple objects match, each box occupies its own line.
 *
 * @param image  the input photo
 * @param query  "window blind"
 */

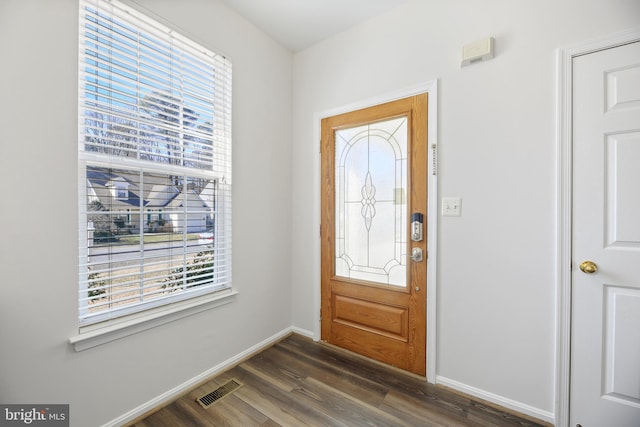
xmin=78 ymin=0 xmax=232 ymax=326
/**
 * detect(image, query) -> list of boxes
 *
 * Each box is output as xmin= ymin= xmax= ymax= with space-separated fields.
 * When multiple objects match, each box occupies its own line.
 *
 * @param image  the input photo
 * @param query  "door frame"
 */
xmin=555 ymin=26 xmax=640 ymax=427
xmin=313 ymin=80 xmax=439 ymax=382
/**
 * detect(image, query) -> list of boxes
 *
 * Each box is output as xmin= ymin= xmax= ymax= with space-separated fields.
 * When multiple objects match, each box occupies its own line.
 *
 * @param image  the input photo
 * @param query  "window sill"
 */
xmin=69 ymin=290 xmax=238 ymax=351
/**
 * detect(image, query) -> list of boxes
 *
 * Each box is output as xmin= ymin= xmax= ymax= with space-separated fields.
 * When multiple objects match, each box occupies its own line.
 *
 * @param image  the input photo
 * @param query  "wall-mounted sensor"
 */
xmin=461 ymin=37 xmax=495 ymax=67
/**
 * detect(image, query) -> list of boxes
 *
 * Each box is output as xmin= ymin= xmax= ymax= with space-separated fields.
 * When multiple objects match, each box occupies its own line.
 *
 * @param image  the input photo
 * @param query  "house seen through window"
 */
xmin=78 ymin=0 xmax=232 ymax=326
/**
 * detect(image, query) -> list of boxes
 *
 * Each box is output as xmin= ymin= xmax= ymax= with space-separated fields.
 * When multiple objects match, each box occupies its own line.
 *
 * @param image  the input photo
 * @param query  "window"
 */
xmin=78 ymin=0 xmax=232 ymax=327
xmin=107 ymin=177 xmax=129 ymax=200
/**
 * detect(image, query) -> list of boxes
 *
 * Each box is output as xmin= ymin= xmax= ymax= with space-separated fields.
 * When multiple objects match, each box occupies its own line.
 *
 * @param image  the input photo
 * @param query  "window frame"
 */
xmin=74 ymin=0 xmax=233 ymax=345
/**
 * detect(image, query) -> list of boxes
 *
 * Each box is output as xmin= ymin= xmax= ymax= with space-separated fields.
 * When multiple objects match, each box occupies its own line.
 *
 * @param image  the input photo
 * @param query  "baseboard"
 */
xmin=290 ymin=325 xmax=314 ymax=339
xmin=436 ymin=376 xmax=555 ymax=425
xmin=103 ymin=327 xmax=296 ymax=427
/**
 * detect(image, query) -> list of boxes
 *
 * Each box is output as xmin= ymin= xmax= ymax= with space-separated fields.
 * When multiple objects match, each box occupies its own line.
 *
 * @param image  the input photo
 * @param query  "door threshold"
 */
xmin=318 ymin=339 xmax=427 ymax=381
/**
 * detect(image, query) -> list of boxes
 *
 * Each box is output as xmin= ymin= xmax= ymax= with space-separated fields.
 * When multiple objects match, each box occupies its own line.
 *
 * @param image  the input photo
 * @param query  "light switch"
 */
xmin=442 ymin=197 xmax=461 ymax=216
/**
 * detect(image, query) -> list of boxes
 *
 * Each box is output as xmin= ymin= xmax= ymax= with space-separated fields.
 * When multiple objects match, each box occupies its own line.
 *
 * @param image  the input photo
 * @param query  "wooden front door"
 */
xmin=321 ymin=94 xmax=428 ymax=376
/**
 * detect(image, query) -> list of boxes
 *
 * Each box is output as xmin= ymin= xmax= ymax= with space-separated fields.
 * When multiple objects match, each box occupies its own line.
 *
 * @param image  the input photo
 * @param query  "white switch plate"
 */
xmin=442 ymin=197 xmax=461 ymax=216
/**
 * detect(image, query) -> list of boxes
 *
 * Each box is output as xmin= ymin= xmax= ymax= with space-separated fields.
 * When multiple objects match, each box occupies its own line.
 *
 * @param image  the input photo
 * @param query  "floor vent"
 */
xmin=197 ymin=379 xmax=243 ymax=409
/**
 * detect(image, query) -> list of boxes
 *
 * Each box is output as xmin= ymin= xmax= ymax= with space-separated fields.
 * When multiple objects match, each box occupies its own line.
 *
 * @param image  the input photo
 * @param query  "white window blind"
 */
xmin=78 ymin=0 xmax=232 ymax=326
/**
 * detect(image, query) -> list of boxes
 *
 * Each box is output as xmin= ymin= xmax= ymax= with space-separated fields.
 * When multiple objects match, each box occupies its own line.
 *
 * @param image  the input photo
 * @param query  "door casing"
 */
xmin=555 ymin=27 xmax=640 ymax=427
xmin=313 ymin=81 xmax=439 ymax=382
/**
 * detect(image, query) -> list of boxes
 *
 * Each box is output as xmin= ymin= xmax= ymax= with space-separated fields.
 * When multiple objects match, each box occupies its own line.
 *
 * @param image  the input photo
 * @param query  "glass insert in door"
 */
xmin=334 ymin=116 xmax=408 ymax=287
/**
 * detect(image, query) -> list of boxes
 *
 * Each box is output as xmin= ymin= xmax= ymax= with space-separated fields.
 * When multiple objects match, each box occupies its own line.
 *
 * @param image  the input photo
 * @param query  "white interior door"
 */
xmin=571 ymin=41 xmax=640 ymax=426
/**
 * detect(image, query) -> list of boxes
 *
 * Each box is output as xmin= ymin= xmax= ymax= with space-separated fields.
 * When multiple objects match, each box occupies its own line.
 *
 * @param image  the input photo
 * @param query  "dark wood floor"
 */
xmin=129 ymin=334 xmax=550 ymax=427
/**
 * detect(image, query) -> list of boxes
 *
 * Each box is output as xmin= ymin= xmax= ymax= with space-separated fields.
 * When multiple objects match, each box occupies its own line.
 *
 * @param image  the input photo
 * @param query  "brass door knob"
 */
xmin=579 ymin=261 xmax=598 ymax=274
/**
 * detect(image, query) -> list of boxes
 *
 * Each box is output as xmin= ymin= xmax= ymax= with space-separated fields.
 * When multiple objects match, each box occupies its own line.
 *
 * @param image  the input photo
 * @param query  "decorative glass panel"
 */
xmin=335 ymin=116 xmax=408 ymax=287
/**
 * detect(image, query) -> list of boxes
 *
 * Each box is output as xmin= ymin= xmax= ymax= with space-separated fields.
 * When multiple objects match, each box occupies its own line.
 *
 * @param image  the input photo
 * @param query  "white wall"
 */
xmin=290 ymin=0 xmax=640 ymax=421
xmin=0 ymin=1 xmax=292 ymax=426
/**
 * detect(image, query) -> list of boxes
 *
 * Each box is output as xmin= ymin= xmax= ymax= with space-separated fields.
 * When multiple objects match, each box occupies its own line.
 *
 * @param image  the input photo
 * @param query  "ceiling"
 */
xmin=221 ymin=0 xmax=410 ymax=52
